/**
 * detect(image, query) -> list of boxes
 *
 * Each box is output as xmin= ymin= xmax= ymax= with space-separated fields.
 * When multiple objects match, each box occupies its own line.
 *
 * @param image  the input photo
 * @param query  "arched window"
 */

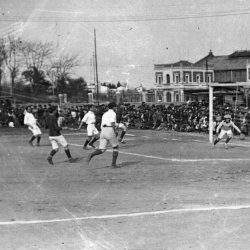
xmin=166 ymin=92 xmax=171 ymax=102
xmin=158 ymin=95 xmax=163 ymax=103
xmin=175 ymin=94 xmax=179 ymax=102
xmin=166 ymin=74 xmax=170 ymax=84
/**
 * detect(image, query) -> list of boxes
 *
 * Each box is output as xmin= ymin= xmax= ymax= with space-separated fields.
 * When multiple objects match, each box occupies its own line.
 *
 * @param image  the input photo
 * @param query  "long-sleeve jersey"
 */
xmin=24 ymin=112 xmax=37 ymax=125
xmin=45 ymin=114 xmax=62 ymax=136
xmin=81 ymin=111 xmax=96 ymax=124
xmin=216 ymin=120 xmax=241 ymax=133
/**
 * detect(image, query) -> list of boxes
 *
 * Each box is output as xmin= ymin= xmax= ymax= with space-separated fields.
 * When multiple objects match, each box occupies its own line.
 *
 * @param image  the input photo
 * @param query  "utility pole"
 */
xmin=94 ymin=29 xmax=99 ymax=106
xmin=0 ymin=59 xmax=2 ymax=97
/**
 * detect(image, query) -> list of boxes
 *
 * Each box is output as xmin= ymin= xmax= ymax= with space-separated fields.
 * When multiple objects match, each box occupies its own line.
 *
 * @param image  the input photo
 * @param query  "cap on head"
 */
xmin=224 ymin=114 xmax=231 ymax=119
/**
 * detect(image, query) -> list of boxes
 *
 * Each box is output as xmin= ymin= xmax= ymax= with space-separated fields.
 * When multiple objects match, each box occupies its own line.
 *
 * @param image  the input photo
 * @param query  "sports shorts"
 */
xmin=218 ymin=129 xmax=233 ymax=139
xmin=116 ymin=122 xmax=127 ymax=131
xmin=99 ymin=127 xmax=118 ymax=149
xmin=49 ymin=135 xmax=68 ymax=149
xmin=28 ymin=124 xmax=42 ymax=136
xmin=87 ymin=124 xmax=99 ymax=136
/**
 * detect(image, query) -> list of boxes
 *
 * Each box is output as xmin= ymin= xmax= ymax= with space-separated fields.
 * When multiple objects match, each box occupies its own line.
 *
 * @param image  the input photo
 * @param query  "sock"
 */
xmin=30 ymin=136 xmax=36 ymax=142
xmin=89 ymin=137 xmax=98 ymax=145
xmin=49 ymin=149 xmax=57 ymax=157
xmin=65 ymin=149 xmax=72 ymax=159
xmin=90 ymin=149 xmax=103 ymax=160
xmin=112 ymin=151 xmax=119 ymax=166
xmin=120 ymin=131 xmax=126 ymax=140
xmin=214 ymin=138 xmax=220 ymax=145
xmin=84 ymin=139 xmax=90 ymax=147
xmin=37 ymin=136 xmax=41 ymax=144
xmin=225 ymin=137 xmax=231 ymax=144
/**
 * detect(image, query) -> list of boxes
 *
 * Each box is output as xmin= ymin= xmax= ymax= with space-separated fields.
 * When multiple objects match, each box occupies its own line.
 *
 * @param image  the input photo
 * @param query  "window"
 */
xmin=157 ymin=76 xmax=162 ymax=84
xmin=158 ymin=95 xmax=162 ymax=102
xmin=175 ymin=94 xmax=179 ymax=102
xmin=175 ymin=75 xmax=179 ymax=83
xmin=166 ymin=74 xmax=170 ymax=84
xmin=207 ymin=75 xmax=211 ymax=83
xmin=156 ymin=73 xmax=163 ymax=84
xmin=166 ymin=92 xmax=171 ymax=102
xmin=185 ymin=75 xmax=189 ymax=83
xmin=196 ymin=75 xmax=200 ymax=83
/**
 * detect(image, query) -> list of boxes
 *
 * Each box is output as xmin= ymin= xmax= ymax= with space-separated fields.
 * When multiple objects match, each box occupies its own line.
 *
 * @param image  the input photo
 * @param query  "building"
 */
xmin=154 ymin=60 xmax=214 ymax=103
xmin=195 ymin=50 xmax=250 ymax=105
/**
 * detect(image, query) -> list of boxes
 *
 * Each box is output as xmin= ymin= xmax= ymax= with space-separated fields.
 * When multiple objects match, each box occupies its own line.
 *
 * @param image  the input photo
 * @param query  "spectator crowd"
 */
xmin=1 ymin=99 xmax=250 ymax=136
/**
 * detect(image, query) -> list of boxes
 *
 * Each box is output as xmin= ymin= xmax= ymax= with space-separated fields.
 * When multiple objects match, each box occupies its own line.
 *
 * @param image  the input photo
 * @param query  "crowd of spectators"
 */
xmin=1 ymin=99 xmax=250 ymax=136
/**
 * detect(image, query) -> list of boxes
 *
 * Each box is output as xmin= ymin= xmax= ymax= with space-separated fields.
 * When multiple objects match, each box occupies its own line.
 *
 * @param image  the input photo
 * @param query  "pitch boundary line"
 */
xmin=69 ymin=143 xmax=250 ymax=162
xmin=1 ymin=204 xmax=250 ymax=226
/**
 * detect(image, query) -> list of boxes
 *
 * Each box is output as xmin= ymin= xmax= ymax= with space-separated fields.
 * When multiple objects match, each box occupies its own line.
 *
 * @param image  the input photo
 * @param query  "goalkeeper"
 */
xmin=213 ymin=114 xmax=242 ymax=149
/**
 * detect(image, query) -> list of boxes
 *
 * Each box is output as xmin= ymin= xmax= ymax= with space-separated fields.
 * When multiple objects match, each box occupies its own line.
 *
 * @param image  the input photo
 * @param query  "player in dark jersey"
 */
xmin=45 ymin=106 xmax=75 ymax=165
xmin=115 ymin=105 xmax=127 ymax=144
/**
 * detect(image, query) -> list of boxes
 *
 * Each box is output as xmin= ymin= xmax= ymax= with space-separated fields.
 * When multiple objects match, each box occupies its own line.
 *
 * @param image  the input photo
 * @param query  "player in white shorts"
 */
xmin=78 ymin=105 xmax=99 ymax=149
xmin=24 ymin=106 xmax=42 ymax=146
xmin=45 ymin=106 xmax=75 ymax=165
xmin=213 ymin=114 xmax=241 ymax=149
xmin=86 ymin=102 xmax=119 ymax=168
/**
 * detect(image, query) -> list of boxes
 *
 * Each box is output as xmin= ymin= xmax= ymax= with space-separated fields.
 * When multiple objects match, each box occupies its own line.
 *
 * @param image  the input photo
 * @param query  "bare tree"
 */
xmin=0 ymin=39 xmax=5 ymax=96
xmin=20 ymin=41 xmax=55 ymax=71
xmin=20 ymin=41 xmax=55 ymax=95
xmin=46 ymin=53 xmax=81 ymax=95
xmin=2 ymin=36 xmax=22 ymax=96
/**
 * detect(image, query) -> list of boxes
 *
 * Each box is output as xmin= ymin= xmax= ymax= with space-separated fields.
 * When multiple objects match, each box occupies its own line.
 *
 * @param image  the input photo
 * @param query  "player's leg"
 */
xmin=58 ymin=135 xmax=75 ymax=162
xmin=47 ymin=138 xmax=59 ymax=165
xmin=83 ymin=124 xmax=93 ymax=149
xmin=118 ymin=123 xmax=127 ymax=144
xmin=86 ymin=131 xmax=106 ymax=164
xmin=83 ymin=135 xmax=92 ymax=150
xmin=111 ymin=145 xmax=119 ymax=167
xmin=86 ymin=141 xmax=106 ymax=163
xmin=88 ymin=127 xmax=100 ymax=148
xmin=224 ymin=132 xmax=233 ymax=149
xmin=34 ymin=125 xmax=42 ymax=146
xmin=213 ymin=130 xmax=225 ymax=148
xmin=28 ymin=126 xmax=37 ymax=146
xmin=109 ymin=135 xmax=119 ymax=168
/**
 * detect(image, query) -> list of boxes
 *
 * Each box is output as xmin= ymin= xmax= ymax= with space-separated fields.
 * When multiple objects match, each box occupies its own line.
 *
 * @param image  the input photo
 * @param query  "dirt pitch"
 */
xmin=1 ymin=127 xmax=250 ymax=250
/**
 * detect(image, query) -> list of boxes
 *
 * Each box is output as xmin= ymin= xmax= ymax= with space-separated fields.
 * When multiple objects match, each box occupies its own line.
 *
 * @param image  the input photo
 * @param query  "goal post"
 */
xmin=208 ymin=82 xmax=250 ymax=143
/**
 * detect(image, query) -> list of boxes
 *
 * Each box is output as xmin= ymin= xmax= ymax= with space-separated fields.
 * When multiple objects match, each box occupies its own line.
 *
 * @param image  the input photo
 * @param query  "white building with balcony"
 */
xmin=154 ymin=60 xmax=214 ymax=103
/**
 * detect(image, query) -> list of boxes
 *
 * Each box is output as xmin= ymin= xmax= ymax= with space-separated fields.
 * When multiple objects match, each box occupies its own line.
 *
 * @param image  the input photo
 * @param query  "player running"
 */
xmin=86 ymin=102 xmax=120 ymax=168
xmin=24 ymin=106 xmax=42 ymax=146
xmin=212 ymin=114 xmax=242 ymax=149
xmin=45 ymin=106 xmax=75 ymax=165
xmin=78 ymin=105 xmax=100 ymax=149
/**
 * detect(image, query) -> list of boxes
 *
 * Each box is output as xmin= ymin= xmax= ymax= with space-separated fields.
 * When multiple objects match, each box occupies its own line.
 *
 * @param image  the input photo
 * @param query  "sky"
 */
xmin=1 ymin=0 xmax=250 ymax=89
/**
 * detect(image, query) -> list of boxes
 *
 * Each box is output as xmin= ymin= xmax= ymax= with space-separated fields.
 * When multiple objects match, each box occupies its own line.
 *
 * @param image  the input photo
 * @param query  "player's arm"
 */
xmin=78 ymin=119 xmax=86 ymax=130
xmin=111 ymin=112 xmax=118 ymax=136
xmin=111 ymin=122 xmax=118 ymax=137
xmin=53 ymin=117 xmax=62 ymax=131
xmin=216 ymin=121 xmax=223 ymax=134
xmin=78 ymin=115 xmax=87 ymax=130
xmin=231 ymin=121 xmax=241 ymax=133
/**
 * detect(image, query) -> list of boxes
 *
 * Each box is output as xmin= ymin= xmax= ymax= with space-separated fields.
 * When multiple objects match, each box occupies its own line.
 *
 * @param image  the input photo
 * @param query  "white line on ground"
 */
xmin=1 ymin=204 xmax=250 ymax=226
xmin=69 ymin=143 xmax=250 ymax=162
xmin=125 ymin=133 xmax=135 ymax=137
xmin=63 ymin=133 xmax=86 ymax=136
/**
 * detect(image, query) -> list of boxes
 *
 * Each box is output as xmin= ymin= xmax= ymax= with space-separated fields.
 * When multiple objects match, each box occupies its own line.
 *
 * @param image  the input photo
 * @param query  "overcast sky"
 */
xmin=1 ymin=0 xmax=250 ymax=88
